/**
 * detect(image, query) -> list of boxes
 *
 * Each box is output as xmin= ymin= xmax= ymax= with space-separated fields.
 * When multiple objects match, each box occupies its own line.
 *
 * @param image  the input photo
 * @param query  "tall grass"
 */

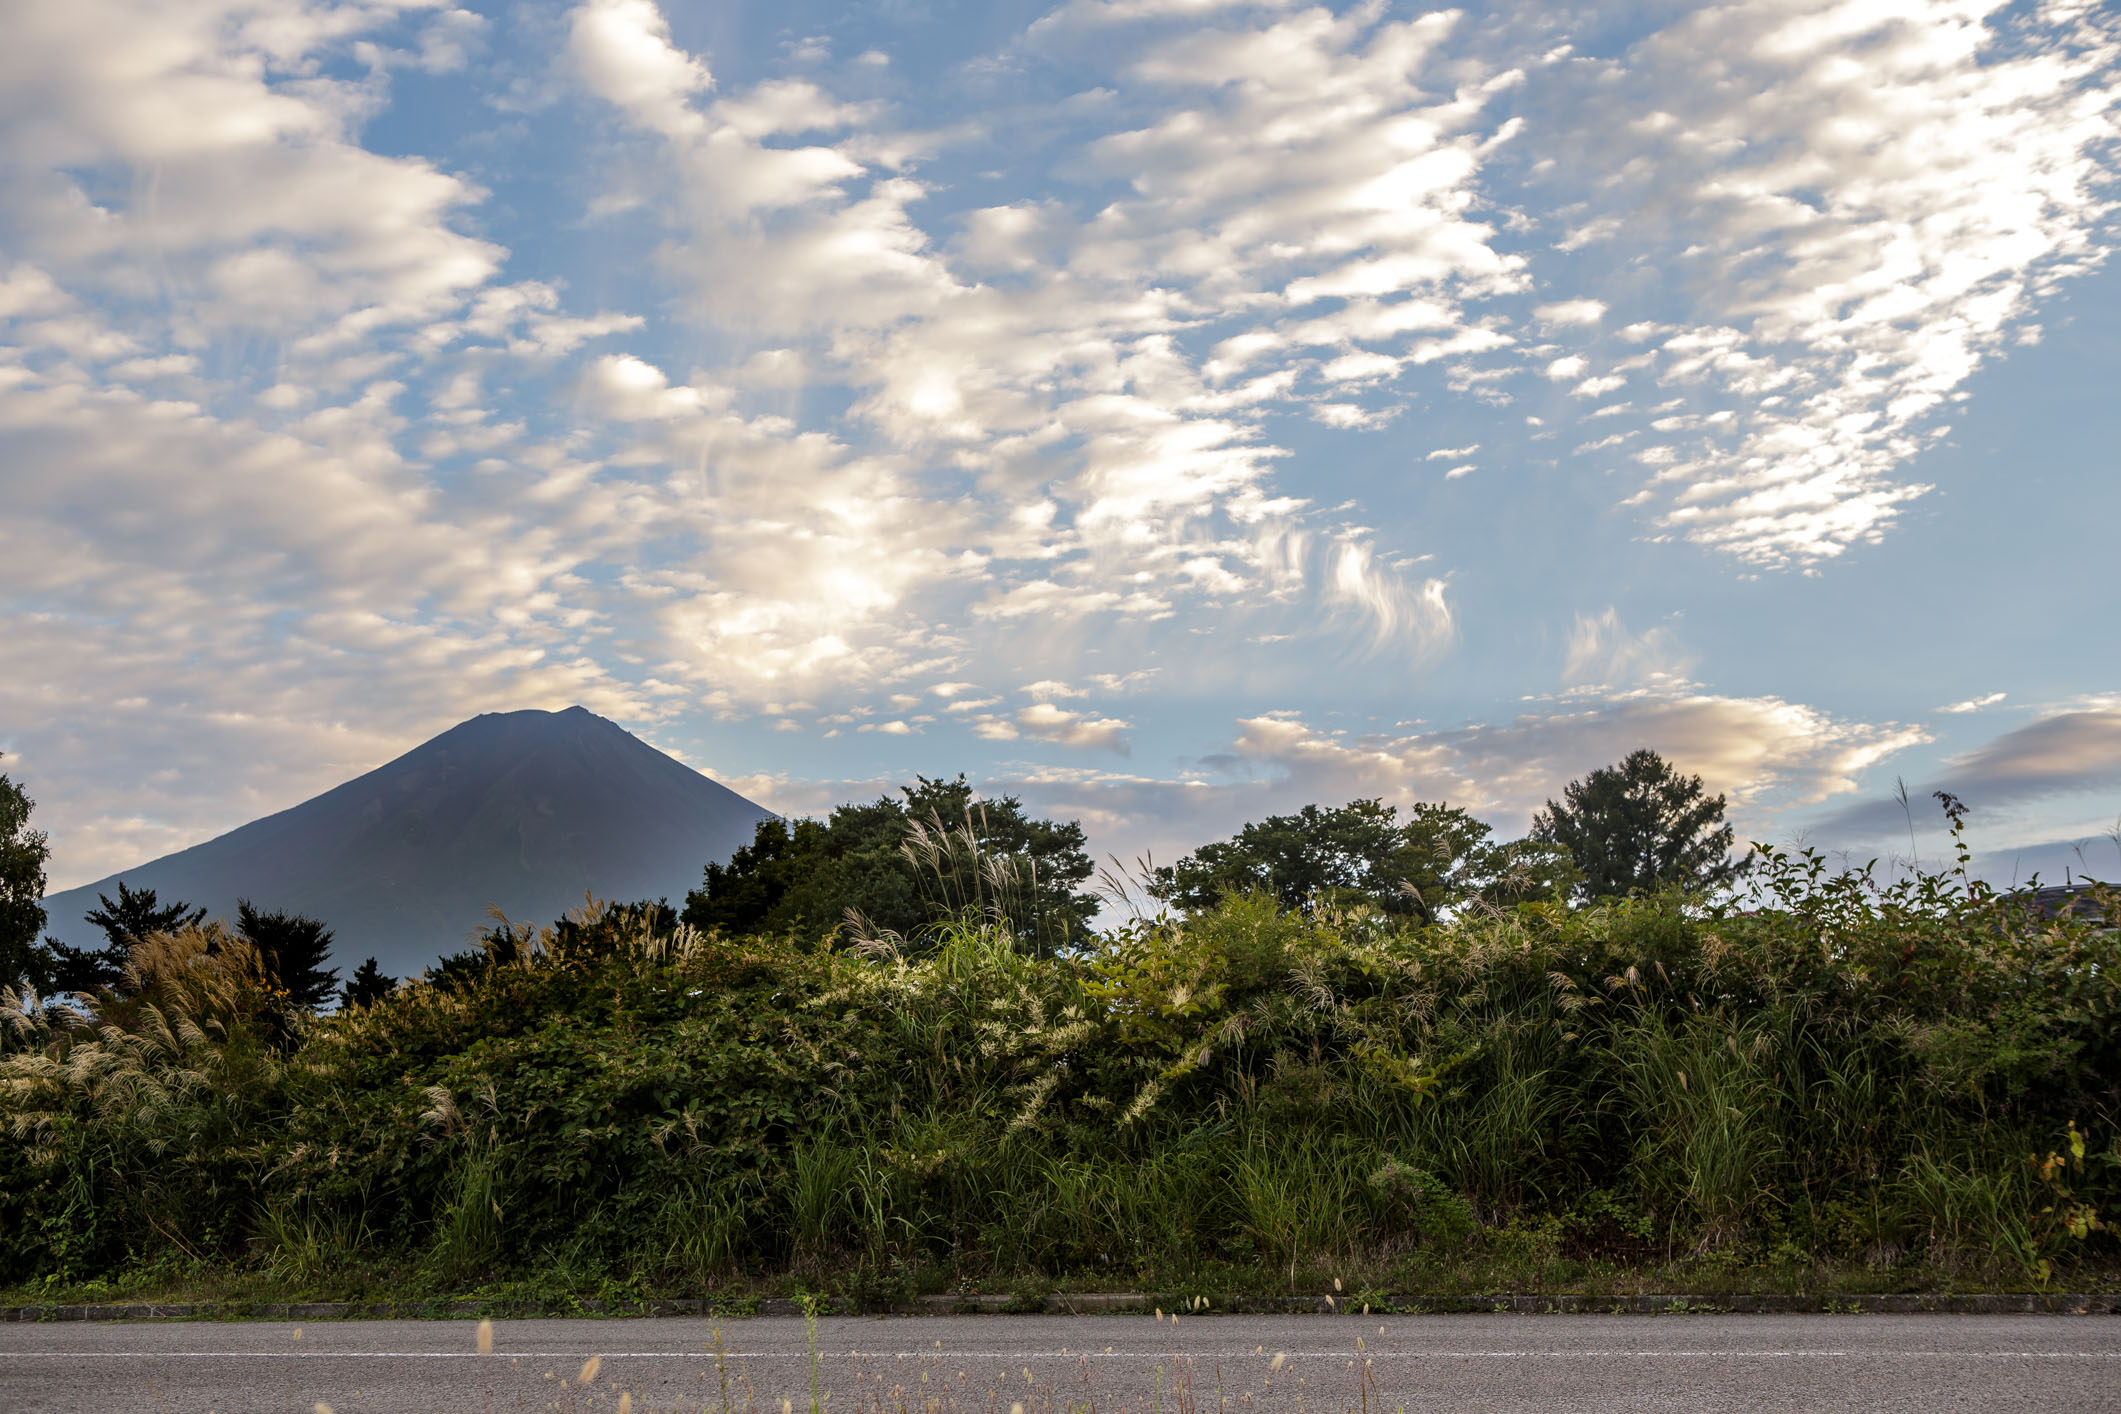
xmin=2 ymin=847 xmax=2116 ymax=1298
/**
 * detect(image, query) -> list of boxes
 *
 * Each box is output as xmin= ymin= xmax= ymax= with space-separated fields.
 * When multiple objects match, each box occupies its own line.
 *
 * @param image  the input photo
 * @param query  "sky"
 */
xmin=4 ymin=0 xmax=2120 ymax=904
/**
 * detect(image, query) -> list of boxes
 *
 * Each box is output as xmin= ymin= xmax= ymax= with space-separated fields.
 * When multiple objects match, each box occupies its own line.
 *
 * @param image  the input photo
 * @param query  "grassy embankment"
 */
xmin=3 ymin=840 xmax=2116 ymax=1309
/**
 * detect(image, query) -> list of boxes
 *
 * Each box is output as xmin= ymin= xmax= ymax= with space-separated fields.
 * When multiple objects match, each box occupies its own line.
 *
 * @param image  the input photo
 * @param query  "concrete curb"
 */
xmin=1 ymin=1292 xmax=2113 ymax=1321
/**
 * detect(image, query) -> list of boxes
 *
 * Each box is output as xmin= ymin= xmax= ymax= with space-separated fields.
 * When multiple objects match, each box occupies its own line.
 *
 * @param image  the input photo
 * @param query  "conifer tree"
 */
xmin=50 ymin=881 xmax=209 ymax=993
xmin=1530 ymin=748 xmax=1743 ymax=900
xmin=340 ymin=956 xmax=394 ymax=1010
xmin=236 ymin=899 xmax=340 ymax=1011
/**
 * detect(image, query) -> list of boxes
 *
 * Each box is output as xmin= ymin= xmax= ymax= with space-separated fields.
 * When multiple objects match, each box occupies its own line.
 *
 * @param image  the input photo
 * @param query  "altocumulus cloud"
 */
xmin=1 ymin=0 xmax=2114 ymax=891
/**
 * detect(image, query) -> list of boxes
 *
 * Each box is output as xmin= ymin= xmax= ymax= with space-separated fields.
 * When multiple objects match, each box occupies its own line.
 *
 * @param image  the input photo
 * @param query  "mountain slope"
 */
xmin=41 ymin=707 xmax=777 ymax=979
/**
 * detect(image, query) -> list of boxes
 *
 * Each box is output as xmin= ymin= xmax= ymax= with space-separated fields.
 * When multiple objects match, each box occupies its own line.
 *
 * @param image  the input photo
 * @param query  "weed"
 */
xmin=5 ymin=835 xmax=2119 ymax=1301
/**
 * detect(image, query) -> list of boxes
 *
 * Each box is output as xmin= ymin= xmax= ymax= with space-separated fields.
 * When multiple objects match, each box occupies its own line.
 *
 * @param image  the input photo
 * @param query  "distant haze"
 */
xmin=40 ymin=708 xmax=776 ymax=981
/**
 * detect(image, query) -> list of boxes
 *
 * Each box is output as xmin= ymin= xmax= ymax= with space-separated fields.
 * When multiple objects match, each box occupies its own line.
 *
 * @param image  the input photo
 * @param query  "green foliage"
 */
xmin=0 ymin=755 xmax=50 ymax=989
xmin=51 ymin=881 xmax=209 ymax=994
xmin=84 ymin=880 xmax=209 ymax=949
xmin=1150 ymin=799 xmax=1574 ymax=919
xmin=340 ymin=957 xmax=394 ymax=1010
xmin=3 ymin=819 xmax=2117 ymax=1299
xmin=1151 ymin=800 xmax=1409 ymax=913
xmin=1531 ymin=747 xmax=1744 ymax=899
xmin=683 ymin=776 xmax=1096 ymax=952
xmin=235 ymin=900 xmax=340 ymax=1011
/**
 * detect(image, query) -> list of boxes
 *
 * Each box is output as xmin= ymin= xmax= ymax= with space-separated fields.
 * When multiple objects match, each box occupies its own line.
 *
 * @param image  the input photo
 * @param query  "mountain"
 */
xmin=40 ymin=707 xmax=777 ymax=980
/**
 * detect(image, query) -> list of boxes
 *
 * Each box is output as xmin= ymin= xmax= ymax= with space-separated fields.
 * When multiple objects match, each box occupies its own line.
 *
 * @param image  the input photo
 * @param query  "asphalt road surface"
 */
xmin=3 ymin=1312 xmax=2117 ymax=1414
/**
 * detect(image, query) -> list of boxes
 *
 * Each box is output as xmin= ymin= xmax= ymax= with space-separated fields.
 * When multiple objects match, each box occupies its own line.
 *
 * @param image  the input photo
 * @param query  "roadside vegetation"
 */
xmin=1 ymin=752 xmax=2116 ymax=1307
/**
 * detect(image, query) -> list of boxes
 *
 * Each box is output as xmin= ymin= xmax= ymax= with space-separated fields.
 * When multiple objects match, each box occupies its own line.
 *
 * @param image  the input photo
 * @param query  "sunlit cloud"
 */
xmin=1519 ymin=0 xmax=2121 ymax=565
xmin=2 ymin=0 xmax=2113 ymax=896
xmin=1815 ymin=700 xmax=2121 ymax=842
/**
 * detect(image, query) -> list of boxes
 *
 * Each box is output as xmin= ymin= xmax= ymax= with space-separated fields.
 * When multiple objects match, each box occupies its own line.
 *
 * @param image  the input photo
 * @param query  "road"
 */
xmin=2 ymin=1312 xmax=2117 ymax=1413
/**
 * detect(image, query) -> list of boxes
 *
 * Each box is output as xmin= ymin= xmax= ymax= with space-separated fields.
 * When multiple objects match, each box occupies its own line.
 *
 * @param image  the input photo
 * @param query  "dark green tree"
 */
xmin=1391 ymin=802 xmax=1584 ymax=918
xmin=1529 ymin=747 xmax=1744 ymax=900
xmin=49 ymin=881 xmax=209 ymax=993
xmin=339 ymin=956 xmax=395 ymax=1010
xmin=0 ymin=755 xmax=52 ymax=988
xmin=44 ymin=936 xmax=125 ymax=993
xmin=1469 ymin=836 xmax=1585 ymax=909
xmin=235 ymin=899 xmax=340 ymax=1010
xmin=1151 ymin=800 xmax=1408 ymax=913
xmin=1151 ymin=799 xmax=1576 ymax=919
xmin=1394 ymin=802 xmax=1503 ymax=921
xmin=682 ymin=776 xmax=1096 ymax=952
xmin=84 ymin=880 xmax=207 ymax=948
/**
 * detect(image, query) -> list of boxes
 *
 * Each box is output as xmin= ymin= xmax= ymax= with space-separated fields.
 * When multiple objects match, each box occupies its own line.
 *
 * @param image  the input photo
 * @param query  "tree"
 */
xmin=340 ymin=956 xmax=395 ymax=1010
xmin=1151 ymin=798 xmax=1576 ymax=920
xmin=49 ymin=881 xmax=209 ymax=993
xmin=84 ymin=880 xmax=207 ymax=948
xmin=235 ymin=899 xmax=339 ymax=1011
xmin=682 ymin=775 xmax=1097 ymax=952
xmin=1395 ymin=802 xmax=1504 ymax=921
xmin=1529 ymin=748 xmax=1744 ymax=901
xmin=0 ymin=754 xmax=52 ymax=988
xmin=1151 ymin=800 xmax=1409 ymax=913
xmin=1470 ymin=837 xmax=1585 ymax=909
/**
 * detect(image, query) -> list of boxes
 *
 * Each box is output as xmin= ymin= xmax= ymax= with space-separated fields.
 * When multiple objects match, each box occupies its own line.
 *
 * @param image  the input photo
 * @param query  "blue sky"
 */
xmin=5 ymin=0 xmax=2119 ymax=899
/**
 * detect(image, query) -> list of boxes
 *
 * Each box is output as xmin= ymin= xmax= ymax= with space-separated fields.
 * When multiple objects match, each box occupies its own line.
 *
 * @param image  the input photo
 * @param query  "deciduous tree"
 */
xmin=0 ymin=755 xmax=51 ymax=988
xmin=682 ymin=775 xmax=1096 ymax=953
xmin=1152 ymin=799 xmax=1576 ymax=920
xmin=1151 ymin=800 xmax=1408 ymax=913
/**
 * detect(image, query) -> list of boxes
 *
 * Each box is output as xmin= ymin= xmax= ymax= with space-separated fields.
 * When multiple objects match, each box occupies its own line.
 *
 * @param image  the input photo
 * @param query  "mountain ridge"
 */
xmin=41 ymin=707 xmax=777 ymax=979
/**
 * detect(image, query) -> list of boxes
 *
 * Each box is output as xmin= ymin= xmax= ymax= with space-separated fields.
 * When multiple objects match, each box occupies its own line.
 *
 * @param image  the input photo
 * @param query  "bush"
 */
xmin=2 ymin=851 xmax=2116 ymax=1299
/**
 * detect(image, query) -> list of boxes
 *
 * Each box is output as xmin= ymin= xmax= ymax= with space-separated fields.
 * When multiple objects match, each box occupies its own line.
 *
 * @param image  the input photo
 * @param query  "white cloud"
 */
xmin=0 ymin=1 xmax=508 ymax=351
xmin=515 ymin=310 xmax=645 ymax=357
xmin=1222 ymin=688 xmax=1929 ymax=826
xmin=9 ymin=0 xmax=2115 ymax=901
xmin=1562 ymin=608 xmax=1694 ymax=688
xmin=566 ymin=0 xmax=1520 ymax=657
xmin=0 ymin=265 xmax=69 ymax=320
xmin=581 ymin=353 xmax=719 ymax=420
xmin=1022 ymin=680 xmax=1085 ymax=700
xmin=1527 ymin=0 xmax=2121 ymax=565
xmin=568 ymin=0 xmax=715 ymax=138
xmin=0 ymin=353 xmax=665 ymax=888
xmin=1311 ymin=401 xmax=1395 ymax=429
xmin=1016 ymin=702 xmax=1132 ymax=754
xmin=1324 ymin=541 xmax=1454 ymax=657
xmin=982 ymin=688 xmax=1931 ymax=884
xmin=1938 ymin=692 xmax=2008 ymax=714
xmin=1534 ymin=298 xmax=1605 ymax=326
